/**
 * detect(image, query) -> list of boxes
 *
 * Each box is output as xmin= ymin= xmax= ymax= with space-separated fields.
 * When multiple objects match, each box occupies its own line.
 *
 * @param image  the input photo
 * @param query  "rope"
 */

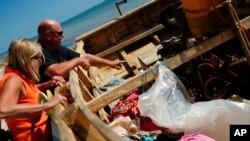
xmin=225 ymin=0 xmax=250 ymax=64
xmin=228 ymin=2 xmax=250 ymax=46
xmin=223 ymin=0 xmax=250 ymax=44
xmin=208 ymin=0 xmax=250 ymax=64
xmin=211 ymin=0 xmax=231 ymax=25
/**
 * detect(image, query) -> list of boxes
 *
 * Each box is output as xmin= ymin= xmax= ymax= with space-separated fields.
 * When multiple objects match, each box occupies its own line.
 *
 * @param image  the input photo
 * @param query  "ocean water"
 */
xmin=0 ymin=0 xmax=150 ymax=59
xmin=60 ymin=0 xmax=150 ymax=48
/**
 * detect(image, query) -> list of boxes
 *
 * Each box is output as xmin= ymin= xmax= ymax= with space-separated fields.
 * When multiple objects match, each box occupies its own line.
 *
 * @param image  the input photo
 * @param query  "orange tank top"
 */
xmin=0 ymin=67 xmax=51 ymax=141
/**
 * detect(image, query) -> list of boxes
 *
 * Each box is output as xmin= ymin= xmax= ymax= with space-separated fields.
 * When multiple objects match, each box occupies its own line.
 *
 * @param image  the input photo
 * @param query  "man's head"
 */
xmin=37 ymin=19 xmax=64 ymax=49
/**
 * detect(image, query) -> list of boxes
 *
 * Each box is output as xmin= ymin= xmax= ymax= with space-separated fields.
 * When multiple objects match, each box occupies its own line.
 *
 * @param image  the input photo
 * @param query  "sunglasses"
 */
xmin=49 ymin=30 xmax=63 ymax=36
xmin=32 ymin=54 xmax=44 ymax=63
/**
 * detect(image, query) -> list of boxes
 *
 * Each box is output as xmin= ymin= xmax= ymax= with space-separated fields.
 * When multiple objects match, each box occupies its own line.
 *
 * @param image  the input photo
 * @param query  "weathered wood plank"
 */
xmin=69 ymin=70 xmax=106 ymax=141
xmin=74 ymin=41 xmax=93 ymax=90
xmin=128 ymin=42 xmax=157 ymax=68
xmin=74 ymin=41 xmax=95 ymax=101
xmin=96 ymin=24 xmax=164 ymax=57
xmin=151 ymin=34 xmax=161 ymax=44
xmin=69 ymin=70 xmax=122 ymax=141
xmin=77 ymin=67 xmax=93 ymax=91
xmin=70 ymin=70 xmax=86 ymax=104
xmin=87 ymin=16 xmax=250 ymax=112
xmin=241 ymin=16 xmax=250 ymax=29
xmin=138 ymin=44 xmax=162 ymax=66
xmin=60 ymin=103 xmax=78 ymax=126
xmin=89 ymin=67 xmax=110 ymax=123
xmin=55 ymin=119 xmax=77 ymax=141
xmin=87 ymin=68 xmax=157 ymax=113
xmin=120 ymin=51 xmax=140 ymax=75
xmin=78 ymin=79 xmax=94 ymax=102
xmin=166 ymin=29 xmax=234 ymax=70
xmin=53 ymin=86 xmax=66 ymax=119
xmin=74 ymin=40 xmax=85 ymax=54
xmin=73 ymin=109 xmax=107 ymax=141
xmin=75 ymin=0 xmax=170 ymax=41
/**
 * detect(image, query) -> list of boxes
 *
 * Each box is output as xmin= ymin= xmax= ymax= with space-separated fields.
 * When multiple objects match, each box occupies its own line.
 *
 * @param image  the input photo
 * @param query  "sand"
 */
xmin=0 ymin=63 xmax=7 ymax=130
xmin=0 ymin=64 xmax=5 ymax=77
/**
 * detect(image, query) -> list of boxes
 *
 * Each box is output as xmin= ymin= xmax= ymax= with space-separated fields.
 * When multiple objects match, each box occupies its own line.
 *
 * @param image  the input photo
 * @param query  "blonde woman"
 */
xmin=0 ymin=38 xmax=67 ymax=141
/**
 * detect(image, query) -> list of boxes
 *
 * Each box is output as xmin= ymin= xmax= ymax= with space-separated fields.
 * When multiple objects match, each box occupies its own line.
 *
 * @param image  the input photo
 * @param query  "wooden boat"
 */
xmin=1 ymin=0 xmax=250 ymax=140
xmin=52 ymin=1 xmax=172 ymax=140
xmin=53 ymin=0 xmax=250 ymax=138
xmin=74 ymin=0 xmax=172 ymax=78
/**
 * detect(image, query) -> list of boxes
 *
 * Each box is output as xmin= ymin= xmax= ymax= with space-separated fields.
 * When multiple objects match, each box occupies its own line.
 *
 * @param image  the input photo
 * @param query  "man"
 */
xmin=37 ymin=19 xmax=124 ymax=84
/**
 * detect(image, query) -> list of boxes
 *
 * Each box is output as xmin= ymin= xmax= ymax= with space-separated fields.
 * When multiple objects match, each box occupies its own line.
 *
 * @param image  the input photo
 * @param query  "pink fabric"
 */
xmin=108 ymin=89 xmax=140 ymax=121
xmin=179 ymin=134 xmax=216 ymax=141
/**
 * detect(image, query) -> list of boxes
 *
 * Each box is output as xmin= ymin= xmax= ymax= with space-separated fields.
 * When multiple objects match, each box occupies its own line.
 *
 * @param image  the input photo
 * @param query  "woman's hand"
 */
xmin=48 ymin=91 xmax=68 ymax=108
xmin=49 ymin=76 xmax=66 ymax=87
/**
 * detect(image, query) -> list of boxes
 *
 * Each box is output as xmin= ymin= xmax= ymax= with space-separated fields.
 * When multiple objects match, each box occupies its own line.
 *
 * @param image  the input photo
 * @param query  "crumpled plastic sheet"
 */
xmin=138 ymin=64 xmax=250 ymax=141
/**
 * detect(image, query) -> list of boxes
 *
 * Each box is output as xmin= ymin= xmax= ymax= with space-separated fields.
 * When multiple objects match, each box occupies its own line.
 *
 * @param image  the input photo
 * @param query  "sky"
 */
xmin=0 ymin=0 xmax=105 ymax=54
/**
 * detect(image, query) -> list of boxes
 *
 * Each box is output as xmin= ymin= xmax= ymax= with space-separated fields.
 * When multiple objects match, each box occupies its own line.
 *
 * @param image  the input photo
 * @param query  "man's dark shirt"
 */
xmin=39 ymin=44 xmax=80 ymax=84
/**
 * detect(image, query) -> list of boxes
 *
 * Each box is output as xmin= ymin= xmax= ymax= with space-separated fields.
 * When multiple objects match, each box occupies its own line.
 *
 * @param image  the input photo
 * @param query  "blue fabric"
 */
xmin=50 ymin=120 xmax=60 ymax=141
xmin=141 ymin=135 xmax=155 ymax=141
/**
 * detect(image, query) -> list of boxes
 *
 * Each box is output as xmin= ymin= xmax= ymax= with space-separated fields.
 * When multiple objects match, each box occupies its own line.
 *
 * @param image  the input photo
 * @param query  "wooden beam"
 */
xmin=241 ymin=16 xmax=250 ymax=29
xmin=138 ymin=44 xmax=162 ymax=66
xmin=87 ymin=68 xmax=157 ymax=113
xmin=87 ymin=16 xmax=250 ymax=112
xmin=77 ymin=67 xmax=93 ymax=91
xmin=166 ymin=29 xmax=234 ymax=70
xmin=69 ymin=70 xmax=122 ymax=141
xmin=151 ymin=34 xmax=161 ymax=44
xmin=75 ymin=0 xmax=169 ymax=41
xmin=54 ymin=119 xmax=77 ymax=141
xmin=96 ymin=24 xmax=164 ymax=57
xmin=60 ymin=103 xmax=78 ymax=126
xmin=73 ymin=41 xmax=95 ymax=102
xmin=89 ymin=67 xmax=110 ymax=123
xmin=78 ymin=79 xmax=94 ymax=102
xmin=74 ymin=40 xmax=85 ymax=54
xmin=69 ymin=70 xmax=86 ymax=103
xmin=120 ymin=50 xmax=140 ymax=75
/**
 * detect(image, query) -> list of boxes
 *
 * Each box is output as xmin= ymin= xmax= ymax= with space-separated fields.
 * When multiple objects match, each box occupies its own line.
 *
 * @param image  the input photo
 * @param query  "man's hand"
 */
xmin=109 ymin=60 xmax=126 ymax=69
xmin=80 ymin=57 xmax=91 ymax=70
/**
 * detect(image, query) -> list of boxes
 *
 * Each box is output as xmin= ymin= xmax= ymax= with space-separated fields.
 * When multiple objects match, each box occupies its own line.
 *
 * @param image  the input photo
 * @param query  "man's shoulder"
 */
xmin=41 ymin=46 xmax=53 ymax=56
xmin=41 ymin=45 xmax=67 ymax=53
xmin=60 ymin=46 xmax=80 ymax=56
xmin=59 ymin=45 xmax=72 ymax=51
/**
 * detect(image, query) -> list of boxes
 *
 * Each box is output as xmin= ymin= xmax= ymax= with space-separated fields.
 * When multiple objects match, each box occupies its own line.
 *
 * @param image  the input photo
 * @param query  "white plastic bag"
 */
xmin=138 ymin=64 xmax=191 ymax=130
xmin=138 ymin=64 xmax=250 ymax=141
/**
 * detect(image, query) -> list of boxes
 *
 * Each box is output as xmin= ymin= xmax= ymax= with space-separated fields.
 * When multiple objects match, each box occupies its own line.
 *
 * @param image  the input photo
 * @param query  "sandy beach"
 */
xmin=0 ymin=63 xmax=6 ymax=77
xmin=0 ymin=68 xmax=4 ymax=77
xmin=0 ymin=56 xmax=7 ymax=77
xmin=0 ymin=62 xmax=7 ymax=130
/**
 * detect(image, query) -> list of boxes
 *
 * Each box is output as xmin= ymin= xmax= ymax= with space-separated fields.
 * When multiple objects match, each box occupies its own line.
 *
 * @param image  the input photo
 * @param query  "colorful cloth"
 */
xmin=108 ymin=89 xmax=140 ymax=121
xmin=179 ymin=134 xmax=216 ymax=141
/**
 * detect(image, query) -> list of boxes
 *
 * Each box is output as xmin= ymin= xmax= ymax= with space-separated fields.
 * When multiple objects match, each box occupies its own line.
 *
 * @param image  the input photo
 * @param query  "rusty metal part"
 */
xmin=204 ymin=77 xmax=226 ymax=100
xmin=197 ymin=63 xmax=216 ymax=86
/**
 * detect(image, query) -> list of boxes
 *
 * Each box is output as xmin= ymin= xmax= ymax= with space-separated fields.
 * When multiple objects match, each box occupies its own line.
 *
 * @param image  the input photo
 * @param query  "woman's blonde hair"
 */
xmin=7 ymin=38 xmax=44 ymax=83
